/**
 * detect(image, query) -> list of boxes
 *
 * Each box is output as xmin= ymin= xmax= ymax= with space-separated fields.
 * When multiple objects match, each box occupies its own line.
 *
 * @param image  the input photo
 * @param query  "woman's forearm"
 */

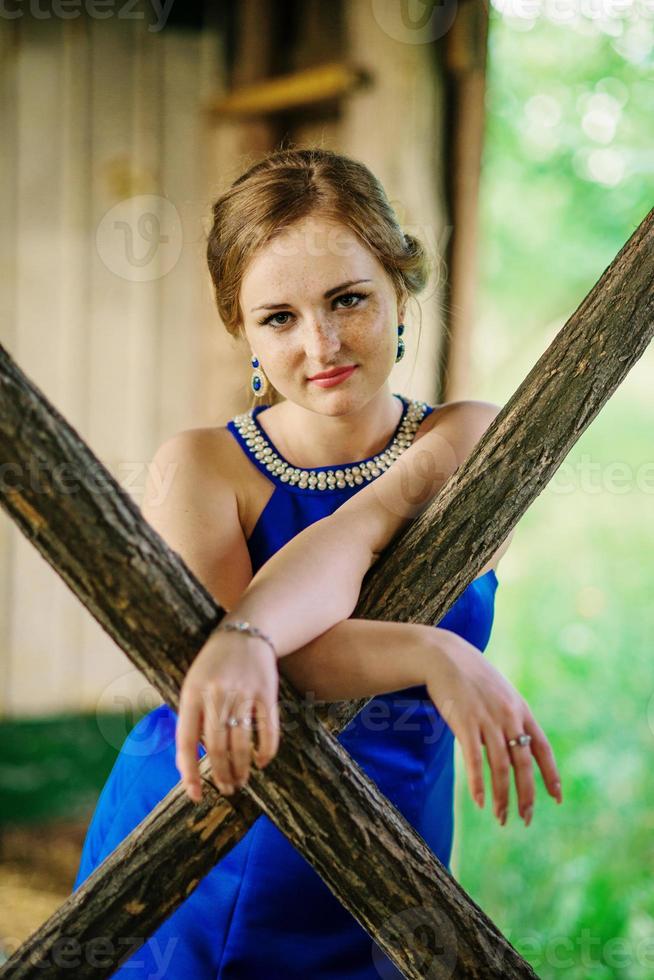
xmin=279 ymin=619 xmax=438 ymax=701
xmin=226 ymin=513 xmax=376 ymax=657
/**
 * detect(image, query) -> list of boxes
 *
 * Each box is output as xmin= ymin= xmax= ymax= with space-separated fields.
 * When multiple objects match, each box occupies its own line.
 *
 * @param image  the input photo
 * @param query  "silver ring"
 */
xmin=507 ymin=733 xmax=532 ymax=748
xmin=226 ymin=716 xmax=254 ymax=729
xmin=226 ymin=717 xmax=240 ymax=728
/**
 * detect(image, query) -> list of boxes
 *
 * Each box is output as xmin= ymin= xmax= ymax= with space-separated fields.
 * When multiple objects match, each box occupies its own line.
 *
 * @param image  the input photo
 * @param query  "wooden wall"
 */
xmin=0 ymin=13 xmax=228 ymax=717
xmin=0 ymin=0 xmax=459 ymax=718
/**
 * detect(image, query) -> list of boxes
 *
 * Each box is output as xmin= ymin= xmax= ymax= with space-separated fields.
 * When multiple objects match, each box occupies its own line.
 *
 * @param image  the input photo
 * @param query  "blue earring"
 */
xmin=250 ymin=355 xmax=268 ymax=396
xmin=396 ymin=323 xmax=405 ymax=363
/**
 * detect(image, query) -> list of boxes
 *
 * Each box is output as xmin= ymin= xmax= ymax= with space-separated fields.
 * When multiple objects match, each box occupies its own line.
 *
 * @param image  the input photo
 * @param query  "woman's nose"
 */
xmin=302 ymin=319 xmax=341 ymax=362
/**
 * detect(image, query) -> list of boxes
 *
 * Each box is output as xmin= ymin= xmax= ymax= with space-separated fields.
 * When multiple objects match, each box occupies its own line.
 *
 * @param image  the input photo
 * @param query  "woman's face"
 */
xmin=239 ymin=215 xmax=406 ymax=415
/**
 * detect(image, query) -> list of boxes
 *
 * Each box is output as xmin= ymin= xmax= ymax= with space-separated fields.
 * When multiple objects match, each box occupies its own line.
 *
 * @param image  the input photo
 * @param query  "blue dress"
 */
xmin=73 ymin=394 xmax=499 ymax=979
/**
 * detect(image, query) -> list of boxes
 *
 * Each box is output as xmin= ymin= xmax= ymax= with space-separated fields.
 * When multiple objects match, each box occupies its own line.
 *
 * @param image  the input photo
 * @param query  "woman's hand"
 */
xmin=424 ymin=629 xmax=563 ymax=827
xmin=176 ymin=628 xmax=280 ymax=801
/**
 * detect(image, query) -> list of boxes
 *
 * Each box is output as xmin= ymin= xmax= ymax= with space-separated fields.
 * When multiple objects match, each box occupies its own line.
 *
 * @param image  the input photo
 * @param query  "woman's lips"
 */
xmin=308 ymin=366 xmax=357 ymax=388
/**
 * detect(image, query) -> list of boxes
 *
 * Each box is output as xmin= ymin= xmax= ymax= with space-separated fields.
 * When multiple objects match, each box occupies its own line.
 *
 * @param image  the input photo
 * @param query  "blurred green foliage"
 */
xmin=454 ymin=4 xmax=654 ymax=978
xmin=0 ymin=713 xmax=141 ymax=825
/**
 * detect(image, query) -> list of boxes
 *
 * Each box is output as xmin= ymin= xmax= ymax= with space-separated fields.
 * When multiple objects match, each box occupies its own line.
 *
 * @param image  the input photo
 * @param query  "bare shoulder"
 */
xmin=450 ymin=398 xmax=502 ymax=440
xmin=413 ymin=398 xmax=501 ymax=461
xmin=148 ymin=424 xmax=244 ymax=485
xmin=414 ymin=397 xmax=501 ymax=436
xmin=142 ymin=425 xmax=255 ymax=609
xmin=334 ymin=400 xmax=511 ymax=577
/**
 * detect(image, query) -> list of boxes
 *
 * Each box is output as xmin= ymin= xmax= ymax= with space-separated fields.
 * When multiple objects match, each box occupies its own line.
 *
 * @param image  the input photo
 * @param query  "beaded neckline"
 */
xmin=231 ymin=394 xmax=431 ymax=492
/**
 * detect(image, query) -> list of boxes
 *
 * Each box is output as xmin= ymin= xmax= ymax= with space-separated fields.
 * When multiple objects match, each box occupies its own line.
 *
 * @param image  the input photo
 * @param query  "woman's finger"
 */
xmin=523 ymin=712 xmax=563 ymax=803
xmin=505 ymin=721 xmax=537 ymax=826
xmin=202 ymin=687 xmax=236 ymax=793
xmin=480 ymin=722 xmax=512 ymax=825
xmin=226 ymin=697 xmax=256 ymax=787
xmin=175 ymin=685 xmax=204 ymax=802
xmin=455 ymin=724 xmax=485 ymax=807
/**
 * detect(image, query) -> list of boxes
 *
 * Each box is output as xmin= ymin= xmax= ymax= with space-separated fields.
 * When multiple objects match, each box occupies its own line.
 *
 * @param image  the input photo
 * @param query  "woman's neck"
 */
xmin=258 ymin=388 xmax=404 ymax=469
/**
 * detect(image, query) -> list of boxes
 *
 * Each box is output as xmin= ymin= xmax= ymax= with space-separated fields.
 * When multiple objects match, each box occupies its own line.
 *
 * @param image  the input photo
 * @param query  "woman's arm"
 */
xmin=223 ymin=400 xmax=503 ymax=655
xmin=184 ymin=604 xmax=562 ymax=826
xmin=281 ymin=619 xmax=437 ymax=701
xmin=283 ymin=618 xmax=562 ymax=827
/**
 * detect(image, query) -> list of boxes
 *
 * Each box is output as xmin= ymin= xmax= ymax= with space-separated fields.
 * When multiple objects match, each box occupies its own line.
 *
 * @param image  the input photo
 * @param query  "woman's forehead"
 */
xmin=241 ymin=230 xmax=382 ymax=300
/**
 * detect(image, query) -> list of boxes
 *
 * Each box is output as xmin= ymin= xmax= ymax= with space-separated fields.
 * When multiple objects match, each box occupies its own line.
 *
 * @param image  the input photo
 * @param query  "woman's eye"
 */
xmin=260 ymin=292 xmax=368 ymax=328
xmin=336 ymin=291 xmax=367 ymax=309
xmin=264 ymin=312 xmax=291 ymax=327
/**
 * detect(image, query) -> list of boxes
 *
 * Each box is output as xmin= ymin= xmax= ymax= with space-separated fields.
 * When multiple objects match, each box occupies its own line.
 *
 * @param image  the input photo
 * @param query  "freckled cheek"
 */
xmin=266 ymin=342 xmax=305 ymax=381
xmin=346 ymin=313 xmax=391 ymax=356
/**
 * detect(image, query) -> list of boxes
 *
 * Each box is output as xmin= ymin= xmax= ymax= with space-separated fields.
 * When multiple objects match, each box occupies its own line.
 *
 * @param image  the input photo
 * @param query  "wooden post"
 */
xmin=438 ymin=0 xmax=490 ymax=403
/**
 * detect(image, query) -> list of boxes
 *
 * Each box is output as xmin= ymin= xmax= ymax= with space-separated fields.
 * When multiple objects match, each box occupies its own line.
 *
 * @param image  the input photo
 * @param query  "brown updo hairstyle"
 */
xmin=206 ymin=147 xmax=433 ymax=407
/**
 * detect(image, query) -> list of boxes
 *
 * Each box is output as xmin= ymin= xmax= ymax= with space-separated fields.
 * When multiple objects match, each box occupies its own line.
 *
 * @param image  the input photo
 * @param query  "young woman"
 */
xmin=74 ymin=148 xmax=562 ymax=979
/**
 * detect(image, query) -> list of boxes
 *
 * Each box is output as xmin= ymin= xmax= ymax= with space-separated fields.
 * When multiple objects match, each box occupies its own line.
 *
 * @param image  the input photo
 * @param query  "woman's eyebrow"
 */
xmin=250 ymin=279 xmax=372 ymax=313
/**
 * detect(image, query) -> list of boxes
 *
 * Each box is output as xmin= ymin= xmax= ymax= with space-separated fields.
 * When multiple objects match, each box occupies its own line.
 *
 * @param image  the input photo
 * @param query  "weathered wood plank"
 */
xmin=8 ymin=15 xmax=84 ymax=715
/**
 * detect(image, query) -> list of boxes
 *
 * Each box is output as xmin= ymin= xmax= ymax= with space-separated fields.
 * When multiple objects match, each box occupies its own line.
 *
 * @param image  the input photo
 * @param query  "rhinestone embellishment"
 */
xmin=233 ymin=398 xmax=429 ymax=491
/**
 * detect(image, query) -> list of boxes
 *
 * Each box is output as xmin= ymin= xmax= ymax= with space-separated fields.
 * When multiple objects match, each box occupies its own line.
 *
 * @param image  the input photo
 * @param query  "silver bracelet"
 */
xmin=215 ymin=620 xmax=278 ymax=660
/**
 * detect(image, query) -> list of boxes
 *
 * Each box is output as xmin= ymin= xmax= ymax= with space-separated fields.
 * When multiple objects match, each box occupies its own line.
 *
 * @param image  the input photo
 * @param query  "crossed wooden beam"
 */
xmin=0 ymin=207 xmax=651 ymax=979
